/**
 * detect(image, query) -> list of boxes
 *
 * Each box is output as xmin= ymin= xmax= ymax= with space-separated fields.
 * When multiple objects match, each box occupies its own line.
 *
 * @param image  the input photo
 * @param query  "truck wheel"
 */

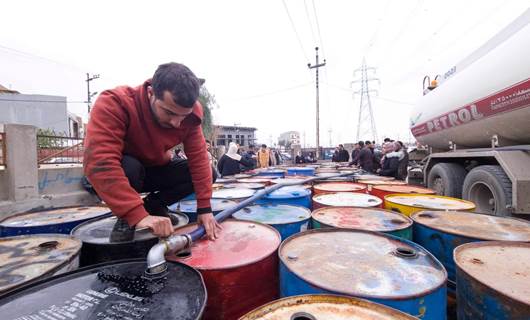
xmin=462 ymin=165 xmax=512 ymax=216
xmin=427 ymin=163 xmax=466 ymax=198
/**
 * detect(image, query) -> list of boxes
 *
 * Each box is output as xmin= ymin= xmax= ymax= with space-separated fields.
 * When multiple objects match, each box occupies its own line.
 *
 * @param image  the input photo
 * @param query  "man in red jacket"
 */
xmin=83 ymin=62 xmax=220 ymax=241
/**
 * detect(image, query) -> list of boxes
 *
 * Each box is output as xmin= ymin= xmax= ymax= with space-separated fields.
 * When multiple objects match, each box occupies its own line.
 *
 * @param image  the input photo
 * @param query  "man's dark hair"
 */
xmin=339 ymin=144 xmax=344 ymax=148
xmin=261 ymin=144 xmax=267 ymax=148
xmin=384 ymin=138 xmax=391 ymax=142
xmin=397 ymin=140 xmax=404 ymax=147
xmin=152 ymin=62 xmax=200 ymax=108
xmin=358 ymin=141 xmax=365 ymax=147
xmin=365 ymin=141 xmax=372 ymax=145
xmin=205 ymin=139 xmax=211 ymax=144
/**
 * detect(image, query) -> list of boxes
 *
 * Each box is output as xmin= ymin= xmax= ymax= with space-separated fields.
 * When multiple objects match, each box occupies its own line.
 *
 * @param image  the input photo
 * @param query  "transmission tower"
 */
xmin=351 ymin=58 xmax=380 ymax=142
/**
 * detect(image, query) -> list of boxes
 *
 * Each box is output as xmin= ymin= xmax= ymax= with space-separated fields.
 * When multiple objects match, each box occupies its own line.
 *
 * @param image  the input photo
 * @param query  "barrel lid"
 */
xmin=373 ymin=185 xmax=435 ymax=194
xmin=314 ymin=182 xmax=366 ymax=193
xmin=234 ymin=173 xmax=252 ymax=179
xmin=312 ymin=207 xmax=412 ymax=231
xmin=272 ymin=177 xmax=307 ymax=185
xmin=357 ymin=180 xmax=407 ymax=186
xmin=0 ymin=234 xmax=81 ymax=294
xmin=0 ymin=206 xmax=111 ymax=227
xmin=170 ymin=198 xmax=237 ymax=213
xmin=287 ymin=167 xmax=315 ymax=171
xmin=0 ymin=259 xmax=206 ymax=320
xmin=215 ymin=177 xmax=237 ymax=183
xmin=223 ymin=182 xmax=265 ymax=189
xmin=315 ymin=168 xmax=339 ymax=173
xmin=172 ymin=220 xmax=281 ymax=270
xmin=357 ymin=175 xmax=395 ymax=181
xmin=254 ymin=175 xmax=281 ymax=179
xmin=71 ymin=214 xmax=188 ymax=244
xmin=259 ymin=169 xmax=285 ymax=174
xmin=240 ymin=294 xmax=417 ymax=320
xmin=413 ymin=211 xmax=530 ymax=241
xmin=265 ymin=186 xmax=311 ymax=199
xmin=454 ymin=242 xmax=530 ymax=305
xmin=280 ymin=229 xmax=447 ymax=298
xmin=315 ymin=173 xmax=353 ymax=182
xmin=212 ymin=188 xmax=255 ymax=199
xmin=233 ymin=204 xmax=311 ymax=225
xmin=238 ymin=178 xmax=273 ymax=184
xmin=385 ymin=195 xmax=476 ymax=210
xmin=313 ymin=193 xmax=382 ymax=207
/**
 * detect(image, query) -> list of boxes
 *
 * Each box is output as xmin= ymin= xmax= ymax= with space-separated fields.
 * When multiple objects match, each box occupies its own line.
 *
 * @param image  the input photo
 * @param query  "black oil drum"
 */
xmin=71 ymin=213 xmax=188 ymax=267
xmin=0 ymin=259 xmax=206 ymax=320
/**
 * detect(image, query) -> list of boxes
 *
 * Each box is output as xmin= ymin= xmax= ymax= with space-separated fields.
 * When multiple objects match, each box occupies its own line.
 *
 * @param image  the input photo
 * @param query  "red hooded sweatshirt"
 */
xmin=83 ymin=80 xmax=212 ymax=226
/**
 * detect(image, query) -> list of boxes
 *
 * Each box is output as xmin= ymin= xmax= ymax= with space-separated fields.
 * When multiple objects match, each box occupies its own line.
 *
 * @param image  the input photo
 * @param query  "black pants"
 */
xmin=121 ymin=155 xmax=217 ymax=206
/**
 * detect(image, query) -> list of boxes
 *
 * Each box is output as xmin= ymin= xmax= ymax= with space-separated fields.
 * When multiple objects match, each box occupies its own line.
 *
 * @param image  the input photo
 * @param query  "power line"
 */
xmin=311 ymin=0 xmax=326 ymax=58
xmin=0 ymin=44 xmax=86 ymax=72
xmin=322 ymin=82 xmax=414 ymax=105
xmin=304 ymin=0 xmax=317 ymax=44
xmin=281 ymin=0 xmax=310 ymax=62
xmin=0 ymin=98 xmax=87 ymax=104
xmin=225 ymin=82 xmax=311 ymax=102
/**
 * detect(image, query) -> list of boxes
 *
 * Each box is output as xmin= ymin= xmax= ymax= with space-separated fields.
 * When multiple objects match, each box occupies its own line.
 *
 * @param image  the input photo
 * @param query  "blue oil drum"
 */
xmin=256 ymin=186 xmax=312 ymax=209
xmin=240 ymin=294 xmax=417 ymax=319
xmin=412 ymin=210 xmax=530 ymax=291
xmin=257 ymin=169 xmax=285 ymax=177
xmin=233 ymin=204 xmax=311 ymax=240
xmin=287 ymin=167 xmax=316 ymax=176
xmin=0 ymin=259 xmax=207 ymax=320
xmin=0 ymin=206 xmax=111 ymax=237
xmin=279 ymin=229 xmax=447 ymax=319
xmin=169 ymin=198 xmax=238 ymax=222
xmin=455 ymin=242 xmax=530 ymax=320
xmin=0 ymin=234 xmax=81 ymax=295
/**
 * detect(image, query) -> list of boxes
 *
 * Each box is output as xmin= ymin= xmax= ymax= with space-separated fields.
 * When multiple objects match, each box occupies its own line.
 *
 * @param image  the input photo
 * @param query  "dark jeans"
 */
xmin=121 ymin=155 xmax=217 ymax=206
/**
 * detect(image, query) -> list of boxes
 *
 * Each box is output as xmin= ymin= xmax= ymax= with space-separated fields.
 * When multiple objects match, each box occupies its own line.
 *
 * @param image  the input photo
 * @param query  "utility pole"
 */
xmin=86 ymin=73 xmax=100 ymax=114
xmin=308 ymin=47 xmax=326 ymax=160
xmin=328 ymin=128 xmax=332 ymax=147
xmin=352 ymin=58 xmax=379 ymax=142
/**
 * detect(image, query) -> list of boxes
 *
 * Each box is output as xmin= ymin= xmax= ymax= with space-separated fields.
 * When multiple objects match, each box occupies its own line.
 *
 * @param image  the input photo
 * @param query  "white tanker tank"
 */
xmin=410 ymin=9 xmax=530 ymax=150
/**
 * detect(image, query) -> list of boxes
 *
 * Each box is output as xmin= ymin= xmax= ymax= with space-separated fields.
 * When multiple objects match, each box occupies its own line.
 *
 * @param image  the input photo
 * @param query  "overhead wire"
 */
xmin=0 ymin=44 xmax=86 ymax=72
xmin=224 ymin=82 xmax=312 ymax=102
xmin=311 ymin=0 xmax=326 ymax=58
xmin=281 ymin=0 xmax=310 ymax=62
xmin=304 ymin=0 xmax=318 ymax=45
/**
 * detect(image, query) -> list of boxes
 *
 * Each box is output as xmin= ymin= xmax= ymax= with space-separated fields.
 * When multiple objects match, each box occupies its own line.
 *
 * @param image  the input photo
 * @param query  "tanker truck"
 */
xmin=410 ymin=9 xmax=530 ymax=217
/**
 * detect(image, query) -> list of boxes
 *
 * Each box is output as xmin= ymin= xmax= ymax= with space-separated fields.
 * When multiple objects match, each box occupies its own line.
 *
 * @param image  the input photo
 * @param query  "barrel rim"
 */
xmin=0 ymin=234 xmax=82 ymax=295
xmin=312 ymin=192 xmax=383 ymax=207
xmin=372 ymin=185 xmax=435 ymax=194
xmin=173 ymin=219 xmax=282 ymax=270
xmin=411 ymin=210 xmax=530 ymax=241
xmin=313 ymin=182 xmax=367 ymax=192
xmin=384 ymin=193 xmax=476 ymax=210
xmin=239 ymin=293 xmax=418 ymax=319
xmin=212 ymin=187 xmax=256 ymax=199
xmin=453 ymin=241 xmax=530 ymax=306
xmin=279 ymin=228 xmax=448 ymax=300
xmin=175 ymin=198 xmax=238 ymax=213
xmin=0 ymin=258 xmax=207 ymax=319
xmin=233 ymin=204 xmax=312 ymax=225
xmin=311 ymin=206 xmax=413 ymax=232
xmin=0 ymin=205 xmax=112 ymax=227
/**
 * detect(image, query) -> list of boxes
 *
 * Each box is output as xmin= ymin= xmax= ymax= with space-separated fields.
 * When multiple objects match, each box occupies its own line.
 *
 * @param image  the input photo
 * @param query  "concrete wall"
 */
xmin=0 ymin=93 xmax=69 ymax=134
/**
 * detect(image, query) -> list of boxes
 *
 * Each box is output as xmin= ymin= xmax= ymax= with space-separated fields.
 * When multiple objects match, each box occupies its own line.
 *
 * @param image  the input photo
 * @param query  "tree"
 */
xmin=198 ymin=86 xmax=217 ymax=142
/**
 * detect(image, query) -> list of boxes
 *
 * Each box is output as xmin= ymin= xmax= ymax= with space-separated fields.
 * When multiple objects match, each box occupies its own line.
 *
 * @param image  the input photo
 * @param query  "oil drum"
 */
xmin=212 ymin=188 xmax=256 ymax=202
xmin=233 ymin=204 xmax=311 ymax=240
xmin=370 ymin=185 xmax=435 ymax=200
xmin=71 ymin=213 xmax=188 ymax=267
xmin=384 ymin=194 xmax=475 ymax=216
xmin=0 ymin=206 xmax=111 ymax=237
xmin=455 ymin=242 xmax=530 ymax=320
xmin=237 ymin=177 xmax=275 ymax=185
xmin=279 ymin=229 xmax=447 ymax=319
xmin=312 ymin=192 xmax=382 ymax=210
xmin=357 ymin=179 xmax=407 ymax=193
xmin=169 ymin=219 xmax=281 ymax=320
xmin=223 ymin=182 xmax=265 ymax=189
xmin=312 ymin=206 xmax=413 ymax=239
xmin=257 ymin=169 xmax=286 ymax=177
xmin=0 ymin=234 xmax=81 ymax=295
xmin=0 ymin=259 xmax=207 ymax=320
xmin=240 ymin=294 xmax=417 ymax=320
xmin=169 ymin=198 xmax=237 ymax=222
xmin=313 ymin=182 xmax=367 ymax=196
xmin=412 ymin=210 xmax=530 ymax=290
xmin=256 ymin=186 xmax=312 ymax=208
xmin=287 ymin=167 xmax=316 ymax=176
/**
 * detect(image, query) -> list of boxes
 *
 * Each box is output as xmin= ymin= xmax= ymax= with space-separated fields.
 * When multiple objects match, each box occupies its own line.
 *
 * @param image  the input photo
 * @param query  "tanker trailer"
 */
xmin=410 ymin=9 xmax=530 ymax=216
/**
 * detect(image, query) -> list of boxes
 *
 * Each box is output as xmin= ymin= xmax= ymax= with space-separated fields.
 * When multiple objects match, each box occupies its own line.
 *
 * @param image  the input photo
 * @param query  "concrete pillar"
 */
xmin=5 ymin=124 xmax=39 ymax=201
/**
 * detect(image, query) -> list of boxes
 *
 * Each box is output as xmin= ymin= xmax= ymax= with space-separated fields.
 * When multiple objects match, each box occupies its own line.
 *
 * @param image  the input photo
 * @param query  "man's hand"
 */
xmin=197 ymin=213 xmax=222 ymax=240
xmin=136 ymin=215 xmax=173 ymax=237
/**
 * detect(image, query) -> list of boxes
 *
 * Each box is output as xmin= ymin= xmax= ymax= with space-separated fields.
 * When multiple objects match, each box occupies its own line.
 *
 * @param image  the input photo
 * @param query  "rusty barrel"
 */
xmin=384 ymin=194 xmax=476 ymax=216
xmin=412 ymin=211 xmax=530 ymax=291
xmin=240 ymin=294 xmax=417 ymax=320
xmin=312 ymin=206 xmax=413 ymax=240
xmin=256 ymin=186 xmax=312 ymax=209
xmin=169 ymin=198 xmax=237 ymax=222
xmin=170 ymin=220 xmax=281 ymax=320
xmin=455 ymin=242 xmax=530 ymax=320
xmin=0 ymin=259 xmax=206 ymax=320
xmin=357 ymin=179 xmax=408 ymax=193
xmin=233 ymin=204 xmax=311 ymax=240
xmin=279 ymin=229 xmax=447 ymax=319
xmin=312 ymin=192 xmax=382 ymax=210
xmin=370 ymin=185 xmax=435 ymax=201
xmin=313 ymin=182 xmax=367 ymax=196
xmin=0 ymin=234 xmax=81 ymax=295
xmin=71 ymin=213 xmax=188 ymax=267
xmin=212 ymin=188 xmax=256 ymax=202
xmin=0 ymin=206 xmax=111 ymax=237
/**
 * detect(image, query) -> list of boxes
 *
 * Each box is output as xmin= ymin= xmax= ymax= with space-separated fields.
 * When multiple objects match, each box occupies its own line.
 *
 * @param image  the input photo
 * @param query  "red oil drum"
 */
xmin=169 ymin=219 xmax=281 ymax=320
xmin=370 ymin=185 xmax=436 ymax=201
xmin=313 ymin=182 xmax=367 ymax=196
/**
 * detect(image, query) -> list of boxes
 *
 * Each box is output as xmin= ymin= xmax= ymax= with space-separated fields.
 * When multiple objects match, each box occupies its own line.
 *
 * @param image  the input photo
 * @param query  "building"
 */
xmin=278 ymin=131 xmax=300 ymax=149
xmin=214 ymin=125 xmax=257 ymax=148
xmin=0 ymin=86 xmax=84 ymax=137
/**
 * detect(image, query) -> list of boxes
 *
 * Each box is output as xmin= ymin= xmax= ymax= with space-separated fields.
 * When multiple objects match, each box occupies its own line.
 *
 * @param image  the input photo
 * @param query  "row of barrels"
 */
xmin=0 ymin=165 xmax=529 ymax=319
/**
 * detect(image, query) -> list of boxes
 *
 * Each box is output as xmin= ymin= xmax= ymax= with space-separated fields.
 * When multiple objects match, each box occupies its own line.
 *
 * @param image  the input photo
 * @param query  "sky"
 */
xmin=0 ymin=0 xmax=528 ymax=147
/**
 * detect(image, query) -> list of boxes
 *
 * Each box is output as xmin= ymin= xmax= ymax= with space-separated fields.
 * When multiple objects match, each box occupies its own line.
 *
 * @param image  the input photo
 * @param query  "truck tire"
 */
xmin=427 ymin=163 xmax=466 ymax=198
xmin=462 ymin=165 xmax=512 ymax=216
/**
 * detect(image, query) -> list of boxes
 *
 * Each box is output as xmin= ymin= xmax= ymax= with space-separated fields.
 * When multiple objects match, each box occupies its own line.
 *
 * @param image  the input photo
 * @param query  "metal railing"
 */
xmin=37 ymin=134 xmax=84 ymax=164
xmin=0 ymin=132 xmax=6 ymax=167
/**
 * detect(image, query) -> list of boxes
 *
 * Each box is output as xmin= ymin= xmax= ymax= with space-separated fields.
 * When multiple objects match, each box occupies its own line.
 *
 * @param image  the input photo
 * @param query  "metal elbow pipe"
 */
xmin=146 ymin=234 xmax=191 ymax=274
